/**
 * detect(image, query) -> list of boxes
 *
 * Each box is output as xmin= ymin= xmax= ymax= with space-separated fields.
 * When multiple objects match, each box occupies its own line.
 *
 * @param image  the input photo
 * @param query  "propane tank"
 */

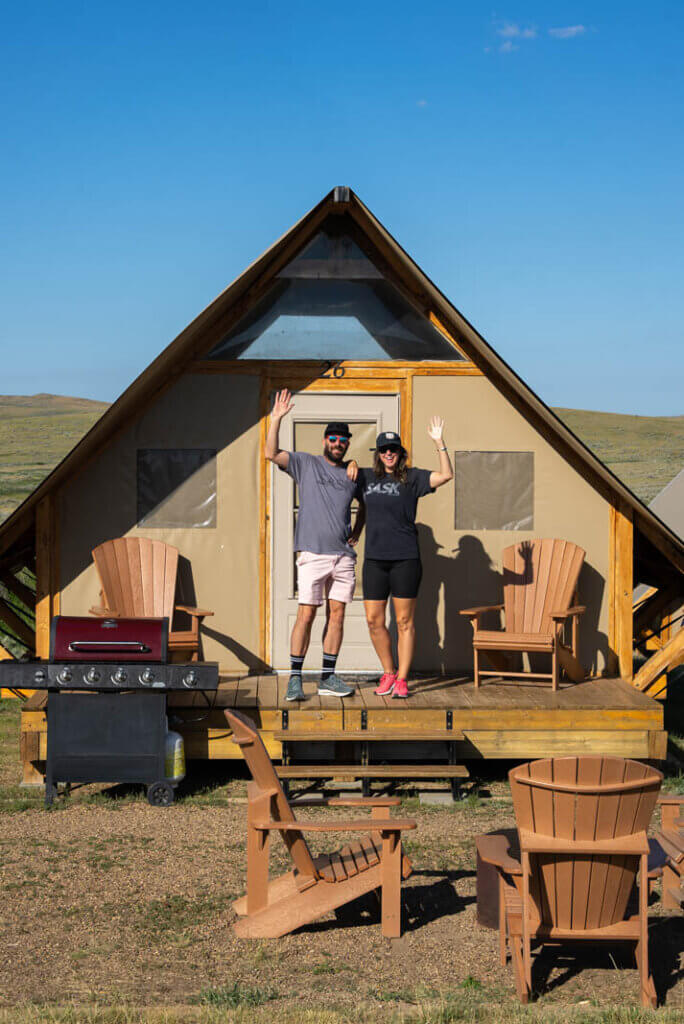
xmin=164 ymin=728 xmax=186 ymax=783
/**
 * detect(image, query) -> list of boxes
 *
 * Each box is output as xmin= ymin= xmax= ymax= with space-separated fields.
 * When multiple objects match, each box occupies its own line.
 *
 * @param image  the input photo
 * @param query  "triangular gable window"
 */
xmin=207 ymin=216 xmax=464 ymax=360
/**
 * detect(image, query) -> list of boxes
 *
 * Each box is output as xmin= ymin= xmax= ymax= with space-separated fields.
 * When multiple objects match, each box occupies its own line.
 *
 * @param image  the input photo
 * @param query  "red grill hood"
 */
xmin=50 ymin=616 xmax=169 ymax=662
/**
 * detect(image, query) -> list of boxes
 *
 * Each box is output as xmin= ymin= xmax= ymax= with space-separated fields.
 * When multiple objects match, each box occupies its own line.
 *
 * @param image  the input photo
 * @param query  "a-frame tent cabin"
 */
xmin=2 ymin=187 xmax=682 ymax=779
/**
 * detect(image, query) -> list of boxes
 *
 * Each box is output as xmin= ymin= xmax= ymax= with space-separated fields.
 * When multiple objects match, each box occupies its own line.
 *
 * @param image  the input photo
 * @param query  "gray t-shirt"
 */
xmin=283 ymin=452 xmax=358 ymax=558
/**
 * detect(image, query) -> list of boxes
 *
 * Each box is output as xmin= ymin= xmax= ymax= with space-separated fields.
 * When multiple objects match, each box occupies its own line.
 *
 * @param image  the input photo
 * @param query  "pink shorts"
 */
xmin=296 ymin=552 xmax=356 ymax=606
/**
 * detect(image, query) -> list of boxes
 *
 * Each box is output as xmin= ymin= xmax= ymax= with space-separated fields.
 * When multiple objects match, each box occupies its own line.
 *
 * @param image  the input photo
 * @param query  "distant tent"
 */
xmin=649 ymin=467 xmax=684 ymax=543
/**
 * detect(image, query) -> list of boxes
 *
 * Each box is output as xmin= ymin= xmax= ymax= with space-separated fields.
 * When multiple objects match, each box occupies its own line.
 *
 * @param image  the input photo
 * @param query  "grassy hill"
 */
xmin=0 ymin=394 xmax=682 ymax=523
xmin=0 ymin=394 xmax=109 ymax=522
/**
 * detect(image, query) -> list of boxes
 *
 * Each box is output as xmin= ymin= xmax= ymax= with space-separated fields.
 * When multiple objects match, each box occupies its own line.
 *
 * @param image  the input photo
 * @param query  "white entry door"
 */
xmin=271 ymin=392 xmax=400 ymax=671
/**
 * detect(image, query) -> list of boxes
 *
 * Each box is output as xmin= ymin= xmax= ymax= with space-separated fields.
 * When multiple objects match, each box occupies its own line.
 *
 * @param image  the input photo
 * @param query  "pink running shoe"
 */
xmin=374 ymin=672 xmax=397 ymax=696
xmin=392 ymin=677 xmax=409 ymax=698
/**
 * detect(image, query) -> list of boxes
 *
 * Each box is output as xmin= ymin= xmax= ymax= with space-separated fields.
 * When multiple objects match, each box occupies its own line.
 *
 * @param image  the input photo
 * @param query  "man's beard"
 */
xmin=324 ymin=442 xmax=345 ymax=463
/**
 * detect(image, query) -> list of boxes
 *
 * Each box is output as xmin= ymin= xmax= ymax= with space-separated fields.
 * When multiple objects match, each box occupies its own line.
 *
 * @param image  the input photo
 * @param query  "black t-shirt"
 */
xmin=356 ymin=467 xmax=434 ymax=560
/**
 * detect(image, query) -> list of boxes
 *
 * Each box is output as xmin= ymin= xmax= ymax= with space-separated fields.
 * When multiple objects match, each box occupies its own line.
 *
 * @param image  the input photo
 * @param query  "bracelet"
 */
xmin=438 ymin=446 xmax=447 ymax=451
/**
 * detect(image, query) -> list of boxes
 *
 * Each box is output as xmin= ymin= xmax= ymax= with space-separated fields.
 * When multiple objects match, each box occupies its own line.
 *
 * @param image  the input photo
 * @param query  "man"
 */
xmin=265 ymin=389 xmax=364 ymax=700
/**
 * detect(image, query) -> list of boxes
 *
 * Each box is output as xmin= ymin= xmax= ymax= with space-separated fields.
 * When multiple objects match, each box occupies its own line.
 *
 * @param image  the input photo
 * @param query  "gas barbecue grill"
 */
xmin=0 ymin=615 xmax=219 ymax=806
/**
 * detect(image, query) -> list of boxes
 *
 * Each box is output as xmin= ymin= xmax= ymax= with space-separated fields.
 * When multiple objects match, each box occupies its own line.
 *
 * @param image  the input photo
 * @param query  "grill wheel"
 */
xmin=146 ymin=781 xmax=175 ymax=807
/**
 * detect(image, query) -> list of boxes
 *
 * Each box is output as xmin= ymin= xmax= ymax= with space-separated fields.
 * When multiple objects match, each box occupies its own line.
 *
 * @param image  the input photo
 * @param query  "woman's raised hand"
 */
xmin=428 ymin=416 xmax=445 ymax=443
xmin=346 ymin=459 xmax=359 ymax=482
xmin=272 ymin=389 xmax=294 ymax=419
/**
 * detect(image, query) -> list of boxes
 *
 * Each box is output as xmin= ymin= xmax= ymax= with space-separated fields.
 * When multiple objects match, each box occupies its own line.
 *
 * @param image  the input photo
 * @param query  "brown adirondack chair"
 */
xmin=460 ymin=538 xmax=586 ymax=689
xmin=89 ymin=537 xmax=212 ymax=661
xmin=656 ymin=795 xmax=684 ymax=910
xmin=225 ymin=709 xmax=417 ymax=938
xmin=478 ymin=756 xmax=662 ymax=1007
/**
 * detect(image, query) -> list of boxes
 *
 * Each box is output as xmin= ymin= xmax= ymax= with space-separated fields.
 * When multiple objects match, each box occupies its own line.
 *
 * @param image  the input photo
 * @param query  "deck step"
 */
xmin=276 ymin=763 xmax=469 ymax=779
xmin=274 ymin=731 xmax=465 ymax=742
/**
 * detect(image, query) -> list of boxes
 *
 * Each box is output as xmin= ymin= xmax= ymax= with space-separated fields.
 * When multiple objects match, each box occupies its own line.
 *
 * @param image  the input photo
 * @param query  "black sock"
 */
xmin=321 ymin=652 xmax=338 ymax=682
xmin=290 ymin=655 xmax=304 ymax=677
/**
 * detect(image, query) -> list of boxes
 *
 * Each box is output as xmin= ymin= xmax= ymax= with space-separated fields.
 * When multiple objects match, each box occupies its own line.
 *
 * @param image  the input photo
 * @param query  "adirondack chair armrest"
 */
xmin=459 ymin=604 xmax=504 ymax=619
xmin=657 ymin=795 xmax=684 ymax=805
xmin=175 ymin=605 xmax=214 ymax=618
xmin=89 ymin=606 xmax=119 ymax=617
xmin=518 ymin=827 xmax=649 ymax=857
xmin=291 ymin=797 xmax=402 ymax=808
xmin=476 ymin=833 xmax=522 ymax=876
xmin=654 ymin=830 xmax=684 ymax=864
xmin=252 ymin=818 xmax=417 ymax=832
xmin=550 ymin=605 xmax=586 ymax=620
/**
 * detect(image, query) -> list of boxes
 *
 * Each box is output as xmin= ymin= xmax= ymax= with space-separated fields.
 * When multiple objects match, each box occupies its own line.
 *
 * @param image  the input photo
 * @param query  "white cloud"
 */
xmin=498 ymin=23 xmax=537 ymax=39
xmin=549 ymin=25 xmax=586 ymax=38
xmin=416 ymin=99 xmax=428 ymax=107
xmin=499 ymin=40 xmax=518 ymax=53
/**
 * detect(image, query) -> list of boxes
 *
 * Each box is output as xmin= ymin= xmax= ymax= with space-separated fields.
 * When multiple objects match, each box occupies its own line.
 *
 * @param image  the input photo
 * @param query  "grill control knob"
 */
xmin=33 ymin=668 xmax=47 ymax=685
xmin=139 ymin=668 xmax=155 ymax=686
xmin=182 ymin=670 xmax=197 ymax=688
xmin=57 ymin=668 xmax=73 ymax=685
xmin=84 ymin=667 xmax=101 ymax=685
xmin=112 ymin=668 xmax=128 ymax=687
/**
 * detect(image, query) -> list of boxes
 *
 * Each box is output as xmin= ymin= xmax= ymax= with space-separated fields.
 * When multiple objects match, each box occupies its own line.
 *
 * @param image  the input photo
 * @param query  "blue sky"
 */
xmin=1 ymin=2 xmax=682 ymax=414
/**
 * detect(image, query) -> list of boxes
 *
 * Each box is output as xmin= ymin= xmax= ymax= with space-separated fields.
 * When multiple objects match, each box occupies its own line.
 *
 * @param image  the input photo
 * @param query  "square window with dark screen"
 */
xmin=137 ymin=449 xmax=217 ymax=528
xmin=454 ymin=452 xmax=534 ymax=530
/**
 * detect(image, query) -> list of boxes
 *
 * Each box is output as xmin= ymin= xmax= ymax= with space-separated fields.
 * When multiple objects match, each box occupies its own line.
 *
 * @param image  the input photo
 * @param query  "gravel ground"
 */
xmin=1 ymin=786 xmax=683 ymax=1017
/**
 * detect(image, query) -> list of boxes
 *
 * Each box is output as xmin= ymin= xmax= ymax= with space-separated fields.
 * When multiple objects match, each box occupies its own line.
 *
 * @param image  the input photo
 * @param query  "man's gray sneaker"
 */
xmin=318 ymin=673 xmax=354 ymax=698
xmin=286 ymin=674 xmax=305 ymax=701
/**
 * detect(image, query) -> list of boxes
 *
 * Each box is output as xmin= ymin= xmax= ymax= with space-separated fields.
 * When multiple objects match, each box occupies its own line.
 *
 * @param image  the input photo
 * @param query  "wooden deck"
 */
xmin=169 ymin=674 xmax=666 ymax=762
xmin=19 ymin=675 xmax=666 ymax=771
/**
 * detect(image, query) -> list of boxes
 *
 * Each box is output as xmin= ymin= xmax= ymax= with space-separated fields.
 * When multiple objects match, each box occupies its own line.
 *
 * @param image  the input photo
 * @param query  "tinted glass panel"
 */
xmin=208 ymin=217 xmax=463 ymax=361
xmin=454 ymin=452 xmax=534 ymax=531
xmin=137 ymin=449 xmax=217 ymax=528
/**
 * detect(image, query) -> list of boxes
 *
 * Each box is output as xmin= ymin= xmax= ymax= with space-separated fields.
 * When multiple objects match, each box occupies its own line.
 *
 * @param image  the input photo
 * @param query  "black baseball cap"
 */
xmin=373 ymin=431 xmax=405 ymax=451
xmin=324 ymin=422 xmax=351 ymax=438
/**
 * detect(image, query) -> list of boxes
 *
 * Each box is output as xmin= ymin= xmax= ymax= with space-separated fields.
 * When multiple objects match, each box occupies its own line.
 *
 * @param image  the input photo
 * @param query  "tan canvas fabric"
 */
xmin=412 ymin=375 xmax=610 ymax=674
xmin=58 ymin=374 xmax=262 ymax=672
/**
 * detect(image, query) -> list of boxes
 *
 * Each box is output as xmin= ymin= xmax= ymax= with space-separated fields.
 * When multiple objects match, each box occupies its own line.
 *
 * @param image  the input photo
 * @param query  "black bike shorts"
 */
xmin=362 ymin=557 xmax=423 ymax=601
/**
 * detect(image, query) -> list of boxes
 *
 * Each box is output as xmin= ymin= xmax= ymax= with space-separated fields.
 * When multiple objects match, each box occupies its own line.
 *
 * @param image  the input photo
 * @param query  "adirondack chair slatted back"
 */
xmin=502 ymin=539 xmax=585 ymax=636
xmin=93 ymin=538 xmax=179 ymax=619
xmin=225 ymin=709 xmax=318 ymax=880
xmin=510 ymin=757 xmax=662 ymax=931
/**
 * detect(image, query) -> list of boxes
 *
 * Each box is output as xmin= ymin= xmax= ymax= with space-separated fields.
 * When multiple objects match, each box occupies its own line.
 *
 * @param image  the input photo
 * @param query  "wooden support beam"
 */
xmin=0 ymin=569 xmax=36 ymax=610
xmin=0 ymin=597 xmax=34 ymax=647
xmin=35 ymin=496 xmax=55 ymax=659
xmin=633 ymin=582 xmax=682 ymax=641
xmin=633 ymin=628 xmax=684 ymax=693
xmin=609 ymin=503 xmax=634 ymax=680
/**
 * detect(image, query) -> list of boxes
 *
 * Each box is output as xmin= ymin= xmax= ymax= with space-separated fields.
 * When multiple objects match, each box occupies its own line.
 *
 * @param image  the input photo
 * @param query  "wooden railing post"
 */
xmin=609 ymin=502 xmax=633 ymax=680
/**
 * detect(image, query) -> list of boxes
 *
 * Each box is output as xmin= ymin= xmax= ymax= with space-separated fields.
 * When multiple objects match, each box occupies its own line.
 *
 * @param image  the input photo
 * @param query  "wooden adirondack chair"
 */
xmin=89 ymin=537 xmax=212 ymax=661
xmin=225 ymin=708 xmax=417 ymax=938
xmin=478 ymin=756 xmax=662 ymax=1007
xmin=656 ymin=795 xmax=684 ymax=911
xmin=460 ymin=538 xmax=586 ymax=690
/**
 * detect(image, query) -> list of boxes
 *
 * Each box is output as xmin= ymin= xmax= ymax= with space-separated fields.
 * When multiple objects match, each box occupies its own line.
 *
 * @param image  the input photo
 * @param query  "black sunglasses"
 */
xmin=327 ymin=435 xmax=350 ymax=444
xmin=379 ymin=445 xmax=401 ymax=454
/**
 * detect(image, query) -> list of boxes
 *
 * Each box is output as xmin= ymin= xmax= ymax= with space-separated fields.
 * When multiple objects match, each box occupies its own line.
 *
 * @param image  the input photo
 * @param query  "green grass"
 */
xmin=553 ymin=407 xmax=684 ymax=504
xmin=0 ymin=393 xmax=108 ymax=523
xmin=194 ymin=983 xmax=279 ymax=1008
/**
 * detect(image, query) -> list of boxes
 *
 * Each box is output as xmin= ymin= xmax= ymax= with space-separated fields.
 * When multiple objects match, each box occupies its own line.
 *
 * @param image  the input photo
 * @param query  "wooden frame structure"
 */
xmin=226 ymin=709 xmax=416 ymax=938
xmin=0 ymin=185 xmax=682 ymax=759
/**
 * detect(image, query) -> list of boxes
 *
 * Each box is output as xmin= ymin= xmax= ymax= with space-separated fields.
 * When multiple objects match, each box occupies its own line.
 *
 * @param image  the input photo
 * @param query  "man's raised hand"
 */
xmin=272 ymin=389 xmax=294 ymax=419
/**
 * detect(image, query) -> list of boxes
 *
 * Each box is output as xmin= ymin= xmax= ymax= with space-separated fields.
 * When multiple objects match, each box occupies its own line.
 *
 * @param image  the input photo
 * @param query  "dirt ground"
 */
xmin=1 ymin=773 xmax=683 ymax=1021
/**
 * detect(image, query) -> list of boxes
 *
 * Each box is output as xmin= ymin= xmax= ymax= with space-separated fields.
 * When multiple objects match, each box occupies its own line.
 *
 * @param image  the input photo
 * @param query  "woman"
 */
xmin=349 ymin=418 xmax=453 ymax=698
